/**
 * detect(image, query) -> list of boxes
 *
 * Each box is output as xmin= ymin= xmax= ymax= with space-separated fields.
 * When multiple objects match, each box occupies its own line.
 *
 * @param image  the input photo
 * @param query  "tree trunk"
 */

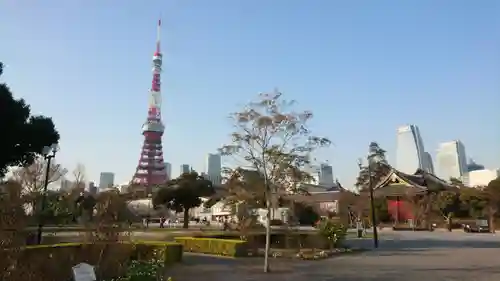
xmin=263 ymin=199 xmax=271 ymax=273
xmin=183 ymin=208 xmax=189 ymax=229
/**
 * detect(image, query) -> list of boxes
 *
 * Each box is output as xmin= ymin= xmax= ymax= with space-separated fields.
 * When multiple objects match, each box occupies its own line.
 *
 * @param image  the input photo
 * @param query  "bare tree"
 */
xmin=72 ymin=163 xmax=87 ymax=191
xmin=220 ymin=90 xmax=330 ymax=272
xmin=11 ymin=156 xmax=67 ymax=195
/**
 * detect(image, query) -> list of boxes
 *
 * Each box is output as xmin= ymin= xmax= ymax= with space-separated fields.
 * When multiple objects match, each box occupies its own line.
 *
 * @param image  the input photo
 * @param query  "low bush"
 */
xmin=3 ymin=241 xmax=182 ymax=281
xmin=174 ymin=237 xmax=248 ymax=257
xmin=317 ymin=219 xmax=347 ymax=249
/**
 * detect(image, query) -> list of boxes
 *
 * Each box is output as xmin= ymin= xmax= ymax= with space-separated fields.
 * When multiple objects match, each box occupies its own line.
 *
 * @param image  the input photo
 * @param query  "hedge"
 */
xmin=174 ymin=237 xmax=248 ymax=257
xmin=2 ymin=241 xmax=183 ymax=281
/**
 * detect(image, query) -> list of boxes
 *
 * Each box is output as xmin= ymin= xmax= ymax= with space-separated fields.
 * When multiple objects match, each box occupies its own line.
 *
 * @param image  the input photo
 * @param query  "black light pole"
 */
xmin=367 ymin=156 xmax=379 ymax=249
xmin=147 ymin=193 xmax=152 ymax=228
xmin=36 ymin=144 xmax=58 ymax=245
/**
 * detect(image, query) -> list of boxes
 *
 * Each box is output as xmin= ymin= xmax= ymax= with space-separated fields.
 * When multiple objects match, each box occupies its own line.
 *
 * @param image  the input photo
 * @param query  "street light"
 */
xmin=36 ymin=143 xmax=59 ymax=244
xmin=147 ymin=193 xmax=152 ymax=228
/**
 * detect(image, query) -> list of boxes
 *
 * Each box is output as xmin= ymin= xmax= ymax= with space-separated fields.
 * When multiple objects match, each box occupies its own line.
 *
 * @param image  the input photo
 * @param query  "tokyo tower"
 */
xmin=131 ymin=19 xmax=169 ymax=191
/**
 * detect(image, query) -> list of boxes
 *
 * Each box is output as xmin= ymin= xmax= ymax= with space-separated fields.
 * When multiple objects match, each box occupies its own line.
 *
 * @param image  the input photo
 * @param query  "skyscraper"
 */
xmin=436 ymin=140 xmax=467 ymax=181
xmin=423 ymin=152 xmax=435 ymax=174
xmin=318 ymin=163 xmax=334 ymax=185
xmin=164 ymin=162 xmax=172 ymax=180
xmin=396 ymin=124 xmax=427 ymax=174
xmin=206 ymin=153 xmax=222 ymax=184
xmin=99 ymin=172 xmax=115 ymax=190
xmin=180 ymin=164 xmax=191 ymax=175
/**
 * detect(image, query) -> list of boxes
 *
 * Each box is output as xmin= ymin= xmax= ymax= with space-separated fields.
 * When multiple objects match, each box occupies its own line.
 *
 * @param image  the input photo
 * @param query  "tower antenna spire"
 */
xmin=156 ymin=18 xmax=161 ymax=54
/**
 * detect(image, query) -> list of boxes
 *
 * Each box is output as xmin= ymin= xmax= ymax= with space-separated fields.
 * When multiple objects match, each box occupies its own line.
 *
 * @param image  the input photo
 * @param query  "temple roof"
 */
xmin=372 ymin=168 xmax=455 ymax=196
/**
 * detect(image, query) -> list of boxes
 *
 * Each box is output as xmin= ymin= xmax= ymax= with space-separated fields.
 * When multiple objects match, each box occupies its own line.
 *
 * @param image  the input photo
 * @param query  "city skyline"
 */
xmin=1 ymin=1 xmax=498 ymax=188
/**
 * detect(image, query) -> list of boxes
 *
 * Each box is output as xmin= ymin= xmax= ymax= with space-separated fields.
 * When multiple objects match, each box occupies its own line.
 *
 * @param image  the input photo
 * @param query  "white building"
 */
xmin=164 ymin=162 xmax=172 ymax=180
xmin=466 ymin=169 xmax=500 ymax=187
xmin=205 ymin=153 xmax=222 ymax=184
xmin=99 ymin=172 xmax=115 ymax=190
xmin=396 ymin=124 xmax=427 ymax=174
xmin=436 ymin=140 xmax=467 ymax=181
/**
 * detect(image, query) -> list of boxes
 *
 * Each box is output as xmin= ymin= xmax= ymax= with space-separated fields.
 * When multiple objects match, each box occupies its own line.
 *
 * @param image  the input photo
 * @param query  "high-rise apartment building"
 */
xmin=396 ymin=124 xmax=427 ymax=174
xmin=180 ymin=164 xmax=191 ymax=175
xmin=318 ymin=163 xmax=334 ymax=185
xmin=164 ymin=162 xmax=172 ymax=180
xmin=436 ymin=140 xmax=467 ymax=181
xmin=205 ymin=153 xmax=222 ymax=184
xmin=99 ymin=172 xmax=115 ymax=190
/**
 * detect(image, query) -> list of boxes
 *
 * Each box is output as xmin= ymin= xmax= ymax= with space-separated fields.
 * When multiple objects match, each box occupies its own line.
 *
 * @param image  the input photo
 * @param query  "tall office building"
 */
xmin=318 ymin=163 xmax=334 ymax=185
xmin=180 ymin=164 xmax=191 ymax=175
xmin=423 ymin=152 xmax=435 ymax=174
xmin=396 ymin=124 xmax=427 ymax=174
xmin=164 ymin=162 xmax=172 ymax=180
xmin=436 ymin=140 xmax=467 ymax=181
xmin=205 ymin=153 xmax=222 ymax=184
xmin=99 ymin=172 xmax=115 ymax=190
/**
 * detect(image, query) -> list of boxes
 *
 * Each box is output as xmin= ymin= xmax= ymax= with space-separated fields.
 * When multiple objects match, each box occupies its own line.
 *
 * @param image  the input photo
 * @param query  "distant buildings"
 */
xmin=436 ymin=140 xmax=467 ymax=181
xmin=467 ymin=159 xmax=485 ymax=172
xmin=318 ymin=163 xmax=334 ymax=185
xmin=396 ymin=125 xmax=429 ymax=174
xmin=164 ymin=162 xmax=172 ymax=180
xmin=180 ymin=164 xmax=191 ymax=175
xmin=88 ymin=181 xmax=97 ymax=194
xmin=205 ymin=153 xmax=222 ymax=184
xmin=59 ymin=178 xmax=73 ymax=191
xmin=99 ymin=172 xmax=115 ymax=190
xmin=423 ymin=152 xmax=435 ymax=174
xmin=467 ymin=169 xmax=500 ymax=187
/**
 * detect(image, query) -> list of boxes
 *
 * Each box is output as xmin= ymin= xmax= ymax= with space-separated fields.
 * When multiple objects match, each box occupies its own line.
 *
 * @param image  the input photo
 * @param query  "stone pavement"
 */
xmin=166 ymin=232 xmax=500 ymax=281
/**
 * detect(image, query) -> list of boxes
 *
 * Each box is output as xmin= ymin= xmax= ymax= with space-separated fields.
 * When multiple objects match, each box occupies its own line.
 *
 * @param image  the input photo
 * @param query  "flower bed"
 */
xmin=174 ymin=237 xmax=248 ymax=257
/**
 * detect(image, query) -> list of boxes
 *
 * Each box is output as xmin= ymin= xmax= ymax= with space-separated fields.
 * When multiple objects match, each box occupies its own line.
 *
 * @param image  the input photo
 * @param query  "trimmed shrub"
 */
xmin=5 ymin=241 xmax=182 ymax=281
xmin=132 ymin=241 xmax=183 ymax=265
xmin=174 ymin=237 xmax=248 ymax=257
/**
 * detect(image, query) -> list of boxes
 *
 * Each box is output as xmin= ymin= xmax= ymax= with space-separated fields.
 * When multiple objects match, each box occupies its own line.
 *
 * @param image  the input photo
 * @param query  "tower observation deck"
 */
xmin=131 ymin=19 xmax=169 ymax=191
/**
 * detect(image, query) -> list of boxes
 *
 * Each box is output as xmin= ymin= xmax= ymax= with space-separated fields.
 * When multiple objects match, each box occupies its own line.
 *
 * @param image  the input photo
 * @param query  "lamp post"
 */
xmin=147 ymin=193 xmax=152 ymax=228
xmin=36 ymin=143 xmax=59 ymax=244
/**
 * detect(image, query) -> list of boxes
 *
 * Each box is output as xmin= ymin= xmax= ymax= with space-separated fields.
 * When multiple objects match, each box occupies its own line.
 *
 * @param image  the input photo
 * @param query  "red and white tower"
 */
xmin=131 ymin=19 xmax=168 ymax=191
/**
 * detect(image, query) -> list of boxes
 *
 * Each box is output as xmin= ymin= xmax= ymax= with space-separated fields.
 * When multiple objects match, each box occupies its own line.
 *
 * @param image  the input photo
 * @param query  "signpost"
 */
xmin=72 ymin=263 xmax=96 ymax=281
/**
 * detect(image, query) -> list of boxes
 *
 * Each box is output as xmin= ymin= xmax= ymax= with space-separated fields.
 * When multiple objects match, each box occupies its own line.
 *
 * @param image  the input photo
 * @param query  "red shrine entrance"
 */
xmin=371 ymin=168 xmax=454 ymax=225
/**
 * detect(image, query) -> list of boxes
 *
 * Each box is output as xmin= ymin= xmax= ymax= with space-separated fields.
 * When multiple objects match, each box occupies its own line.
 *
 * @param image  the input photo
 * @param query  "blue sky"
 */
xmin=1 ymin=0 xmax=498 ymax=188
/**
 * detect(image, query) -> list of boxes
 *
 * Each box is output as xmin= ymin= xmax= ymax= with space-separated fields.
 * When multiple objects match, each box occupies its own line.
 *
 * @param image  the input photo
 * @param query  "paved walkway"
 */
xmin=166 ymin=232 xmax=500 ymax=281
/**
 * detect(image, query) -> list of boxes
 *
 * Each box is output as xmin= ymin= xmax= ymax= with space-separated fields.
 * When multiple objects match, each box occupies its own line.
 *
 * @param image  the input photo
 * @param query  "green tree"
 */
xmin=431 ymin=191 xmax=459 ymax=230
xmin=219 ymin=90 xmax=330 ymax=272
xmin=355 ymin=142 xmax=391 ymax=191
xmin=0 ymin=62 xmax=60 ymax=178
xmin=153 ymin=171 xmax=215 ymax=229
xmin=459 ymin=187 xmax=487 ymax=219
xmin=484 ymin=177 xmax=500 ymax=232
